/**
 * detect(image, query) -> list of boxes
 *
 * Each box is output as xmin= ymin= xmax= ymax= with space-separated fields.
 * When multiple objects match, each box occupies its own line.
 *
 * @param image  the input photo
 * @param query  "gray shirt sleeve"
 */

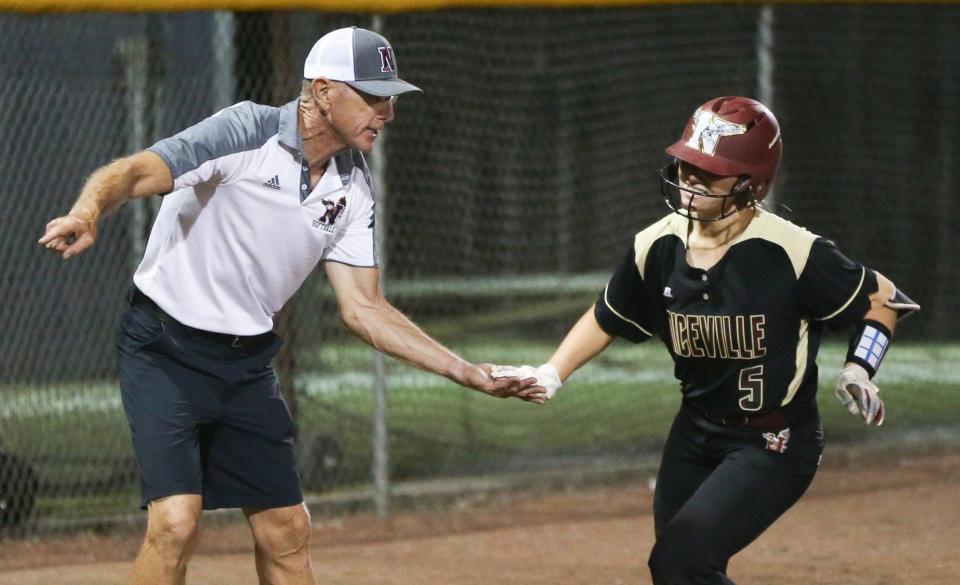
xmin=148 ymin=101 xmax=278 ymax=189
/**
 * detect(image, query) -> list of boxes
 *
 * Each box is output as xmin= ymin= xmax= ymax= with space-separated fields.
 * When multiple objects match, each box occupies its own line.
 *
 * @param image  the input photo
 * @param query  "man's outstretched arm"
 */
xmin=324 ymin=261 xmax=546 ymax=403
xmin=39 ymin=151 xmax=172 ymax=258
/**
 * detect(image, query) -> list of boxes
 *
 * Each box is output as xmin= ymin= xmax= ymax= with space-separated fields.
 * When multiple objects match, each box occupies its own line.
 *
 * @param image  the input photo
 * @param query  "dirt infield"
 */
xmin=2 ymin=453 xmax=958 ymax=585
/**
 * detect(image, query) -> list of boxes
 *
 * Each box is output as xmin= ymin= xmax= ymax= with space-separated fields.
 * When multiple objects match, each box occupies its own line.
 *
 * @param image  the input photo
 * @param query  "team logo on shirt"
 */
xmin=762 ymin=428 xmax=790 ymax=453
xmin=313 ymin=197 xmax=347 ymax=232
xmin=684 ymin=110 xmax=747 ymax=156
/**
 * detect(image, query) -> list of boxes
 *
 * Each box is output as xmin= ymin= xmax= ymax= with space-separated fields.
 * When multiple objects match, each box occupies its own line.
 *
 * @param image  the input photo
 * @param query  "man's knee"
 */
xmin=251 ymin=504 xmax=313 ymax=561
xmin=144 ymin=496 xmax=202 ymax=555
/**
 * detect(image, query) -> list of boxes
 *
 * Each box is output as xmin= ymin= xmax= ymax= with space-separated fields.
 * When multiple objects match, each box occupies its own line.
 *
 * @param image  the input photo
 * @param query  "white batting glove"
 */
xmin=491 ymin=364 xmax=563 ymax=400
xmin=835 ymin=364 xmax=885 ymax=426
xmin=490 ymin=364 xmax=537 ymax=381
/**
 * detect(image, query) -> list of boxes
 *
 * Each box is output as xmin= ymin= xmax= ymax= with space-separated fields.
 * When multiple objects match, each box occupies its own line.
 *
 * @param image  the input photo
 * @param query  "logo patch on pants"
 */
xmin=762 ymin=428 xmax=790 ymax=453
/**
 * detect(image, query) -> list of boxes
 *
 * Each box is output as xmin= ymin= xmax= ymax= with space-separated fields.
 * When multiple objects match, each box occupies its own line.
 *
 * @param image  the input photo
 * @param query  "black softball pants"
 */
xmin=649 ymin=407 xmax=823 ymax=585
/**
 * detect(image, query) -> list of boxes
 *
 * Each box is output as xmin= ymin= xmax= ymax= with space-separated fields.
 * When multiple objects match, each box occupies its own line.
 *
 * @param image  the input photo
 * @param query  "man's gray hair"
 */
xmin=300 ymin=79 xmax=314 ymax=103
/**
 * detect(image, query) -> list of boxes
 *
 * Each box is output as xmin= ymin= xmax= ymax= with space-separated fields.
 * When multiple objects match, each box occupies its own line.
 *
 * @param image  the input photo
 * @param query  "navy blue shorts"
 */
xmin=115 ymin=295 xmax=302 ymax=511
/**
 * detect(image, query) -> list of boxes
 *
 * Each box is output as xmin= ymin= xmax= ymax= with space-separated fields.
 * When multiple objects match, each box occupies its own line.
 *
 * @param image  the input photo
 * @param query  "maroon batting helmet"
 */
xmin=665 ymin=96 xmax=782 ymax=202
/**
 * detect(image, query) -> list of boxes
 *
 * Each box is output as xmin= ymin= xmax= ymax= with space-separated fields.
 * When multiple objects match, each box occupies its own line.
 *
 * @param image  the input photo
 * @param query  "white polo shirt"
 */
xmin=135 ymin=100 xmax=377 ymax=335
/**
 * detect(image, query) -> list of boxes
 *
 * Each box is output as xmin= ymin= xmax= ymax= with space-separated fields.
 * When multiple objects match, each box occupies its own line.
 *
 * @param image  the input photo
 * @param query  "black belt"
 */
xmin=683 ymin=400 xmax=816 ymax=429
xmin=129 ymin=288 xmax=273 ymax=349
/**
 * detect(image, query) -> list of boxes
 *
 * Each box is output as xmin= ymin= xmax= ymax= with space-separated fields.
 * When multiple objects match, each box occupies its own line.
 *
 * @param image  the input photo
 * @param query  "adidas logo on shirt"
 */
xmin=262 ymin=175 xmax=281 ymax=190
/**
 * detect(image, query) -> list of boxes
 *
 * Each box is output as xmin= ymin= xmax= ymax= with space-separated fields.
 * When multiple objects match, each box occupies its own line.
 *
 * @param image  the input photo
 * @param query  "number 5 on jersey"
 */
xmin=738 ymin=365 xmax=764 ymax=411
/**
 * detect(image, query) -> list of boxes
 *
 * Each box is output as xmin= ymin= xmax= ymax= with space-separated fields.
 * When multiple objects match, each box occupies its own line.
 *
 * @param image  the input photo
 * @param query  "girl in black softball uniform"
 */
xmin=493 ymin=96 xmax=918 ymax=585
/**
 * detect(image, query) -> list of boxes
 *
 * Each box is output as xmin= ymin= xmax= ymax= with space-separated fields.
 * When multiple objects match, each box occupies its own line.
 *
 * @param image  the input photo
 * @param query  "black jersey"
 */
xmin=594 ymin=210 xmax=877 ymax=416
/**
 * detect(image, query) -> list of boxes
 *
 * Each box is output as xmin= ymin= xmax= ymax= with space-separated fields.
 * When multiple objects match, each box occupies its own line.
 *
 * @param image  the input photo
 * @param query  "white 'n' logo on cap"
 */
xmin=378 ymin=47 xmax=397 ymax=73
xmin=684 ymin=109 xmax=747 ymax=156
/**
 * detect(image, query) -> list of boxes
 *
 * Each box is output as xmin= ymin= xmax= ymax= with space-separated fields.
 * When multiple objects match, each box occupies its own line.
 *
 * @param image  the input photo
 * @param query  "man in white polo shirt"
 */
xmin=39 ymin=27 xmax=545 ymax=585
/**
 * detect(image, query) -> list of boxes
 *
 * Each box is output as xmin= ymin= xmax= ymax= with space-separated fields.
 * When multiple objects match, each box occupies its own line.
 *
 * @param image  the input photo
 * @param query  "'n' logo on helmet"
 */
xmin=684 ymin=109 xmax=747 ymax=157
xmin=378 ymin=47 xmax=397 ymax=73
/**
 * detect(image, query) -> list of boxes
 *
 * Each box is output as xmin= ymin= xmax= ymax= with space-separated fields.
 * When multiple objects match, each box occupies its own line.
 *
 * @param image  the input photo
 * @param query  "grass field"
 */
xmin=2 ymin=340 xmax=958 ymax=525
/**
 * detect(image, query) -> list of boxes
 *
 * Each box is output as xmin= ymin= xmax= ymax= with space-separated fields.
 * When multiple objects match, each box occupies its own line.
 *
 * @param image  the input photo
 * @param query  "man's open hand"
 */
xmin=490 ymin=364 xmax=562 ymax=400
xmin=458 ymin=363 xmax=547 ymax=404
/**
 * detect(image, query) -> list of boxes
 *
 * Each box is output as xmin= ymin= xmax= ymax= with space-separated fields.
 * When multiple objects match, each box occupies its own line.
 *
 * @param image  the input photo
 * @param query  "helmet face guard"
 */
xmin=662 ymin=96 xmax=782 ymax=221
xmin=658 ymin=161 xmax=750 ymax=223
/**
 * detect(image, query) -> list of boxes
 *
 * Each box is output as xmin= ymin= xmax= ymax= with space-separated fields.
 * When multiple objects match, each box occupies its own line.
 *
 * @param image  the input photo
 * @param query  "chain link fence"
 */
xmin=1 ymin=4 xmax=958 ymax=536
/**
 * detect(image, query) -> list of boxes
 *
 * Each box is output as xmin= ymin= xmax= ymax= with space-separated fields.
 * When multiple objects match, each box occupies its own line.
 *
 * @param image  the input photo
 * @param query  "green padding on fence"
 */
xmin=0 ymin=0 xmax=946 ymax=14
